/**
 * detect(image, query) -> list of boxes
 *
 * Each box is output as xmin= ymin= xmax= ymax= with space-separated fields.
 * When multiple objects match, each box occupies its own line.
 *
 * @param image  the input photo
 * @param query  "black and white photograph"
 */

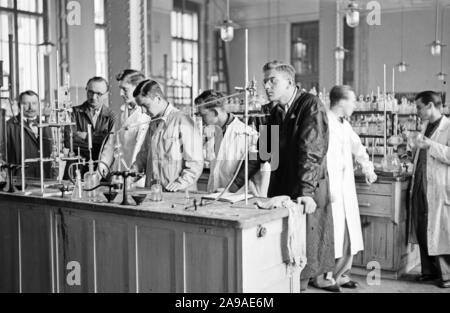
xmin=0 ymin=0 xmax=450 ymax=298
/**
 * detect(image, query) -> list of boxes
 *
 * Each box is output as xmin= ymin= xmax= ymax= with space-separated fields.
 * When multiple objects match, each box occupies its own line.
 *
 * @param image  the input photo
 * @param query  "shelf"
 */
xmin=39 ymin=122 xmax=76 ymax=128
xmin=396 ymin=113 xmax=418 ymax=117
xmin=359 ymin=135 xmax=389 ymax=138
xmin=353 ymin=111 xmax=393 ymax=115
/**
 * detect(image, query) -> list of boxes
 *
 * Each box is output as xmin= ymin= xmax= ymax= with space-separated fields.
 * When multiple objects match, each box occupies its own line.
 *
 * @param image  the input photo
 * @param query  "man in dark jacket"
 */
xmin=64 ymin=77 xmax=117 ymax=176
xmin=230 ymin=61 xmax=335 ymax=291
xmin=7 ymin=90 xmax=53 ymax=179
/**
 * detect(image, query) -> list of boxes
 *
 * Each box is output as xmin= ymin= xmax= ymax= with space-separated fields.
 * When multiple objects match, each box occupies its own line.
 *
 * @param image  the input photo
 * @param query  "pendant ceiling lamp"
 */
xmin=216 ymin=0 xmax=240 ymax=42
xmin=429 ymin=0 xmax=446 ymax=56
xmin=396 ymin=6 xmax=409 ymax=73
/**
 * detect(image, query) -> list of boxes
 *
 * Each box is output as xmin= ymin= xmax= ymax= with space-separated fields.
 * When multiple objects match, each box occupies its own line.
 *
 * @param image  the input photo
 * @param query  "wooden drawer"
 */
xmin=357 ymin=193 xmax=392 ymax=218
xmin=356 ymin=182 xmax=392 ymax=196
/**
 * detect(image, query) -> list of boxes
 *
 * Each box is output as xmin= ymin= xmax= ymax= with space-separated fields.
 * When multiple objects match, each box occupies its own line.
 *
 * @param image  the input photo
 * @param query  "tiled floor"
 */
xmin=305 ymin=267 xmax=450 ymax=293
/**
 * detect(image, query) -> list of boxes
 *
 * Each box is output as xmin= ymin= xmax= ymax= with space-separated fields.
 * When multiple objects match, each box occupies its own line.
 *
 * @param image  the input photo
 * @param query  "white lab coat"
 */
xmin=410 ymin=116 xmax=450 ymax=256
xmin=327 ymin=111 xmax=375 ymax=259
xmin=100 ymin=105 xmax=150 ymax=187
xmin=207 ymin=118 xmax=270 ymax=197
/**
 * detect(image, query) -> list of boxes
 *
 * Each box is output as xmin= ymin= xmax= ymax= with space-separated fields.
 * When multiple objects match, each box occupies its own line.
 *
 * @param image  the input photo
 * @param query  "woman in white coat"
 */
xmin=410 ymin=91 xmax=450 ymax=289
xmin=196 ymin=90 xmax=270 ymax=197
xmin=321 ymin=86 xmax=377 ymax=291
xmin=99 ymin=70 xmax=150 ymax=187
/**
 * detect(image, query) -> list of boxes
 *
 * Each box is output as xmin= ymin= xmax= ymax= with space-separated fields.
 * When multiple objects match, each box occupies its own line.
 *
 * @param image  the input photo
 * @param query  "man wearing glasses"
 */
xmin=229 ymin=61 xmax=334 ymax=292
xmin=64 ymin=77 xmax=117 ymax=175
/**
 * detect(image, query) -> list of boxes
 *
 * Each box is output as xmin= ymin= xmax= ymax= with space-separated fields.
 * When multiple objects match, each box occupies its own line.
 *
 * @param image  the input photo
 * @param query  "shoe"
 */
xmin=322 ymin=284 xmax=342 ymax=293
xmin=341 ymin=281 xmax=359 ymax=289
xmin=438 ymin=280 xmax=450 ymax=288
xmin=416 ymin=274 xmax=438 ymax=282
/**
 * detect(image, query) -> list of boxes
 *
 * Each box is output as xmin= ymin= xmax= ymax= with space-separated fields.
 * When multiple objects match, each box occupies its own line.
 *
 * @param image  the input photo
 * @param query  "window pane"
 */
xmin=0 ymin=12 xmax=12 ymax=90
xmin=17 ymin=0 xmax=43 ymax=13
xmin=171 ymin=11 xmax=177 ymax=37
xmin=183 ymin=13 xmax=193 ymax=40
xmin=95 ymin=28 xmax=108 ymax=78
xmin=177 ymin=12 xmax=182 ymax=38
xmin=0 ymin=0 xmax=13 ymax=9
xmin=17 ymin=15 xmax=43 ymax=93
xmin=170 ymin=3 xmax=199 ymax=106
xmin=94 ymin=0 xmax=105 ymax=24
xmin=192 ymin=13 xmax=198 ymax=41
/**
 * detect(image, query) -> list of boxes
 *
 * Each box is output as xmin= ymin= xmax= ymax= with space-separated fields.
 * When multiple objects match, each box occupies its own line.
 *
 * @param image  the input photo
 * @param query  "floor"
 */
xmin=305 ymin=266 xmax=450 ymax=293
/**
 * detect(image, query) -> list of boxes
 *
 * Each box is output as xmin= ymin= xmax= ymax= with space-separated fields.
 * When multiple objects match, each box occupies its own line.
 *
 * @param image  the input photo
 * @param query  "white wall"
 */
xmin=227 ymin=0 xmax=319 ymax=91
xmin=225 ymin=0 xmax=450 ymax=103
xmin=365 ymin=8 xmax=450 ymax=99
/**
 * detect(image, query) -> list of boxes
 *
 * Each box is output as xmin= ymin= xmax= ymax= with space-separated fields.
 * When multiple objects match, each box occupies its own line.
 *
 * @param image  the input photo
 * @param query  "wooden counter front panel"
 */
xmin=353 ymin=180 xmax=420 ymax=279
xmin=0 ymin=195 xmax=296 ymax=293
xmin=0 ymin=203 xmax=54 ymax=293
xmin=136 ymin=226 xmax=176 ymax=293
xmin=56 ymin=209 xmax=237 ymax=293
xmin=0 ymin=207 xmax=19 ymax=293
xmin=58 ymin=212 xmax=95 ymax=293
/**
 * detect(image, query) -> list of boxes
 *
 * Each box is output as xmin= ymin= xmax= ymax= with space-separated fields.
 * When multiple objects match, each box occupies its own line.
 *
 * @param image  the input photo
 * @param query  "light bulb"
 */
xmin=346 ymin=10 xmax=360 ymax=28
xmin=38 ymin=42 xmax=54 ymax=56
xmin=335 ymin=47 xmax=346 ymax=60
xmin=220 ymin=24 xmax=234 ymax=42
xmin=397 ymin=62 xmax=408 ymax=73
xmin=431 ymin=41 xmax=442 ymax=56
xmin=437 ymin=72 xmax=447 ymax=81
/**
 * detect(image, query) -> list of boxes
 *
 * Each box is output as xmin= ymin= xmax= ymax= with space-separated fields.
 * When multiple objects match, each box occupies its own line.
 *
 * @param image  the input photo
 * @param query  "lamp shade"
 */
xmin=397 ymin=61 xmax=409 ymax=73
xmin=220 ymin=24 xmax=235 ymax=42
xmin=38 ymin=42 xmax=55 ymax=56
xmin=346 ymin=10 xmax=360 ymax=28
xmin=437 ymin=72 xmax=447 ymax=81
xmin=431 ymin=41 xmax=443 ymax=56
xmin=335 ymin=47 xmax=347 ymax=60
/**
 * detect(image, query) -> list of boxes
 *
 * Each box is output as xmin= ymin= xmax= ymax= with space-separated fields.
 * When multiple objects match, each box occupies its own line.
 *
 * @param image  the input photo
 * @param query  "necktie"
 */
xmin=339 ymin=117 xmax=345 ymax=124
xmin=28 ymin=119 xmax=38 ymax=137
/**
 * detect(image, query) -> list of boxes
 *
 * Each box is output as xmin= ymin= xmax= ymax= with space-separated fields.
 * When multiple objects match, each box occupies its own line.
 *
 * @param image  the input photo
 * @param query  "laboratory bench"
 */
xmin=0 ymin=188 xmax=303 ymax=293
xmin=352 ymin=172 xmax=420 ymax=279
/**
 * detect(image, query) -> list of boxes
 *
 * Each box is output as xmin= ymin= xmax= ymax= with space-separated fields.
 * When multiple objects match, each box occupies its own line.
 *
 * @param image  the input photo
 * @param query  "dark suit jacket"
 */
xmin=6 ymin=115 xmax=53 ymax=179
xmin=64 ymin=102 xmax=117 ymax=163
xmin=231 ymin=89 xmax=335 ymax=280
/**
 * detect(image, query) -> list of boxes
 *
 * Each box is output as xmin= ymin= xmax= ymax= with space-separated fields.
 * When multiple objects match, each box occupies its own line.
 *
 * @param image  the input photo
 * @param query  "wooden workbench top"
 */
xmin=0 ymin=190 xmax=289 ymax=230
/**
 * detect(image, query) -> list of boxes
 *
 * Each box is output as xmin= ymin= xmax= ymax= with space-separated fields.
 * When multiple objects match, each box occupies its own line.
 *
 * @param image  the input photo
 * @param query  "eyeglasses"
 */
xmin=87 ymin=90 xmax=108 ymax=97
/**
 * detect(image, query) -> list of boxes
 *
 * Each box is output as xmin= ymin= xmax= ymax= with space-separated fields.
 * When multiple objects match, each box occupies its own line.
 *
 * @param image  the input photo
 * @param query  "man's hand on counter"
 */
xmin=166 ymin=181 xmax=183 ymax=192
xmin=365 ymin=172 xmax=378 ymax=185
xmin=299 ymin=196 xmax=317 ymax=215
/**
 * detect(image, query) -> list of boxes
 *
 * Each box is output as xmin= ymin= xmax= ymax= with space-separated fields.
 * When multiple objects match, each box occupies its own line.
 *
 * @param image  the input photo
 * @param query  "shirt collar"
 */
xmin=221 ymin=113 xmax=235 ymax=135
xmin=158 ymin=103 xmax=176 ymax=122
xmin=283 ymin=88 xmax=298 ymax=111
xmin=329 ymin=110 xmax=346 ymax=124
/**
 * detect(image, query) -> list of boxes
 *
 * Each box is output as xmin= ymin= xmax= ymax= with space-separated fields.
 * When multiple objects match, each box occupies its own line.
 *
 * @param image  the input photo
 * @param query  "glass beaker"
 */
xmin=150 ymin=180 xmax=163 ymax=202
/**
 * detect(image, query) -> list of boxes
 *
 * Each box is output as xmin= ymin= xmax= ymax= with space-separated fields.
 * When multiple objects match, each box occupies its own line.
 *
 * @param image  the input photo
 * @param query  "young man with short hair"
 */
xmin=98 ymin=70 xmax=150 ymax=186
xmin=410 ymin=91 xmax=450 ymax=289
xmin=195 ymin=90 xmax=269 ymax=196
xmin=132 ymin=80 xmax=203 ymax=192
xmin=318 ymin=85 xmax=377 ymax=292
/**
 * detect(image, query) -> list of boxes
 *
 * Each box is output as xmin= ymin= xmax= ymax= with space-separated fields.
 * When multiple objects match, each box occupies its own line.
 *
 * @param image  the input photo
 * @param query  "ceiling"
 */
xmin=228 ymin=0 xmax=450 ymax=10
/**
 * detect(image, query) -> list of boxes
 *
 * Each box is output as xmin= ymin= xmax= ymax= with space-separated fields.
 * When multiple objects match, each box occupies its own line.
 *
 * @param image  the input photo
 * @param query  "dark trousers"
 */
xmin=415 ymin=199 xmax=450 ymax=281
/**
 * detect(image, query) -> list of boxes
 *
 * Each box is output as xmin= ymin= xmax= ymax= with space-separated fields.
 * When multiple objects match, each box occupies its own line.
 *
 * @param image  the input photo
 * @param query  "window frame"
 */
xmin=0 ymin=0 xmax=45 ymax=99
xmin=290 ymin=21 xmax=319 ymax=92
xmin=94 ymin=0 xmax=108 ymax=79
xmin=170 ymin=0 xmax=200 ymax=108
